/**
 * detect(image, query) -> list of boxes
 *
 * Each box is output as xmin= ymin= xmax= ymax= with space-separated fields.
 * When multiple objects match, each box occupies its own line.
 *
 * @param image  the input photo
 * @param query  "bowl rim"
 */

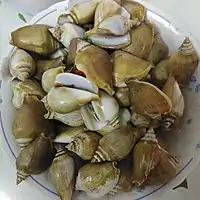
xmin=1 ymin=0 xmax=200 ymax=199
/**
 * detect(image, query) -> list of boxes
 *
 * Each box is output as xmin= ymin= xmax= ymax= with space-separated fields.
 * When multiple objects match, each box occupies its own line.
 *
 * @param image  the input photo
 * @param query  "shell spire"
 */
xmin=179 ymin=37 xmax=196 ymax=56
xmin=16 ymin=170 xmax=29 ymax=185
xmin=91 ymin=145 xmax=109 ymax=163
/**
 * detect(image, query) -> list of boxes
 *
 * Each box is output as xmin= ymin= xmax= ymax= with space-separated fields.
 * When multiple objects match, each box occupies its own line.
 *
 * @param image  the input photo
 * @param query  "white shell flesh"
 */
xmin=88 ymin=33 xmax=131 ymax=49
xmin=55 ymin=73 xmax=98 ymax=94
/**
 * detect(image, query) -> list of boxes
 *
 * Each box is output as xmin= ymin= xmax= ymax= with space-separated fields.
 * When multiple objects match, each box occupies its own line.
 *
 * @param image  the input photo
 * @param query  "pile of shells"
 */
xmin=9 ymin=0 xmax=198 ymax=199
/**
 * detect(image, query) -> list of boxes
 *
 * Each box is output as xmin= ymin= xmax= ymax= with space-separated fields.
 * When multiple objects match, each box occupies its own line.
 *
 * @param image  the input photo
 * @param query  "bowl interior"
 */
xmin=1 ymin=1 xmax=200 ymax=200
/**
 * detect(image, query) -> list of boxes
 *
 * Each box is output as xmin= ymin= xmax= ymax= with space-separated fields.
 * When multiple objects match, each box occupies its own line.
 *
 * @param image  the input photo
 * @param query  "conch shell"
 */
xmin=10 ymin=49 xmax=36 ymax=81
xmin=76 ymin=162 xmax=120 ymax=198
xmin=123 ymin=21 xmax=154 ymax=59
xmin=152 ymin=37 xmax=199 ymax=86
xmin=115 ymin=87 xmax=130 ymax=107
xmin=11 ymin=25 xmax=60 ymax=55
xmin=41 ymin=66 xmax=65 ymax=93
xmin=49 ymin=150 xmax=75 ymax=200
xmin=35 ymin=57 xmax=64 ymax=80
xmin=122 ymin=0 xmax=146 ymax=26
xmin=16 ymin=133 xmax=56 ymax=185
xmin=91 ymin=125 xmax=145 ymax=162
xmin=112 ymin=50 xmax=153 ymax=87
xmin=12 ymin=96 xmax=49 ymax=148
xmin=66 ymin=131 xmax=101 ymax=160
xmin=162 ymin=76 xmax=185 ymax=131
xmin=45 ymin=109 xmax=84 ymax=127
xmin=126 ymin=78 xmax=172 ymax=118
xmin=66 ymin=0 xmax=101 ymax=24
xmin=86 ymin=15 xmax=134 ymax=36
xmin=132 ymin=128 xmax=161 ymax=186
xmin=75 ymin=43 xmax=114 ymax=95
xmin=94 ymin=0 xmax=130 ymax=26
xmin=50 ymin=23 xmax=86 ymax=49
xmin=147 ymin=32 xmax=169 ymax=65
xmin=11 ymin=79 xmax=45 ymax=109
xmin=43 ymin=86 xmax=99 ymax=114
xmin=80 ymin=90 xmax=120 ymax=135
xmin=54 ymin=125 xmax=86 ymax=144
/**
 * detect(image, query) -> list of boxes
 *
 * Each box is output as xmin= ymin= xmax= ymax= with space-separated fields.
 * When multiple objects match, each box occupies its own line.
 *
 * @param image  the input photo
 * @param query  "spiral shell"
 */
xmin=66 ymin=131 xmax=101 ymax=160
xmin=12 ymin=96 xmax=49 ymax=148
xmin=76 ymin=162 xmax=120 ymax=198
xmin=122 ymin=0 xmax=146 ymax=26
xmin=123 ymin=21 xmax=154 ymax=59
xmin=66 ymin=0 xmax=101 ymax=24
xmin=11 ymin=79 xmax=45 ymax=109
xmin=16 ymin=133 xmax=56 ymax=185
xmin=91 ymin=125 xmax=145 ymax=162
xmin=126 ymin=78 xmax=172 ymax=118
xmin=10 ymin=49 xmax=36 ymax=81
xmin=11 ymin=25 xmax=60 ymax=55
xmin=162 ymin=75 xmax=185 ymax=131
xmin=49 ymin=150 xmax=75 ymax=200
xmin=45 ymin=109 xmax=84 ymax=127
xmin=75 ymin=44 xmax=114 ymax=95
xmin=54 ymin=125 xmax=85 ymax=144
xmin=112 ymin=50 xmax=153 ymax=87
xmin=147 ymin=32 xmax=169 ymax=65
xmin=41 ymin=66 xmax=65 ymax=93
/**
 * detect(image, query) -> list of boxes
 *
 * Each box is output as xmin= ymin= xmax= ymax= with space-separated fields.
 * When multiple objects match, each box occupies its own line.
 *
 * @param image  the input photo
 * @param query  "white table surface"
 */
xmin=0 ymin=1 xmax=200 ymax=200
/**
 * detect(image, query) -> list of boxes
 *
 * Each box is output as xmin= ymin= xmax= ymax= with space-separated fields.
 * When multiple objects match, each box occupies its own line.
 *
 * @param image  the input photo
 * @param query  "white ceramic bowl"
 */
xmin=1 ymin=1 xmax=200 ymax=200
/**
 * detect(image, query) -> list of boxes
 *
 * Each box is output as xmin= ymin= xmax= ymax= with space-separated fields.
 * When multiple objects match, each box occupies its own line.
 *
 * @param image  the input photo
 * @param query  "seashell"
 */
xmin=16 ymin=133 xmax=56 ymax=185
xmin=43 ymin=86 xmax=99 ymax=114
xmin=86 ymin=15 xmax=134 ymax=37
xmin=45 ymin=109 xmax=84 ymax=127
xmin=10 ymin=49 xmax=36 ymax=81
xmin=88 ymin=33 xmax=131 ymax=49
xmin=122 ymin=0 xmax=146 ymax=26
xmin=123 ymin=21 xmax=154 ymax=59
xmin=35 ymin=57 xmax=64 ymax=80
xmin=170 ymin=37 xmax=199 ymax=85
xmin=80 ymin=90 xmax=120 ymax=135
xmin=109 ymin=155 xmax=133 ymax=195
xmin=68 ymin=38 xmax=91 ymax=63
xmin=66 ymin=131 xmax=101 ymax=160
xmin=94 ymin=0 xmax=129 ymax=26
xmin=57 ymin=14 xmax=70 ymax=26
xmin=12 ymin=96 xmax=49 ymax=148
xmin=147 ymin=32 xmax=169 ymax=65
xmin=150 ymin=59 xmax=170 ymax=87
xmin=66 ymin=0 xmax=101 ymax=25
xmin=145 ymin=150 xmax=178 ymax=185
xmin=119 ymin=108 xmax=131 ymax=127
xmin=11 ymin=79 xmax=45 ymax=109
xmin=41 ymin=66 xmax=65 ymax=93
xmin=131 ymin=112 xmax=151 ymax=128
xmin=49 ymin=150 xmax=75 ymax=200
xmin=54 ymin=125 xmax=86 ymax=144
xmin=11 ymin=25 xmax=60 ymax=55
xmin=75 ymin=44 xmax=114 ymax=95
xmin=162 ymin=75 xmax=185 ymax=131
xmin=112 ymin=50 xmax=153 ymax=87
xmin=76 ymin=162 xmax=120 ymax=198
xmin=114 ymin=87 xmax=130 ymax=107
xmin=126 ymin=78 xmax=172 ymax=118
xmin=91 ymin=125 xmax=146 ymax=162
xmin=55 ymin=72 xmax=98 ymax=94
xmin=152 ymin=37 xmax=199 ymax=86
xmin=132 ymin=128 xmax=161 ymax=186
xmin=49 ymin=48 xmax=68 ymax=62
xmin=50 ymin=23 xmax=86 ymax=49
